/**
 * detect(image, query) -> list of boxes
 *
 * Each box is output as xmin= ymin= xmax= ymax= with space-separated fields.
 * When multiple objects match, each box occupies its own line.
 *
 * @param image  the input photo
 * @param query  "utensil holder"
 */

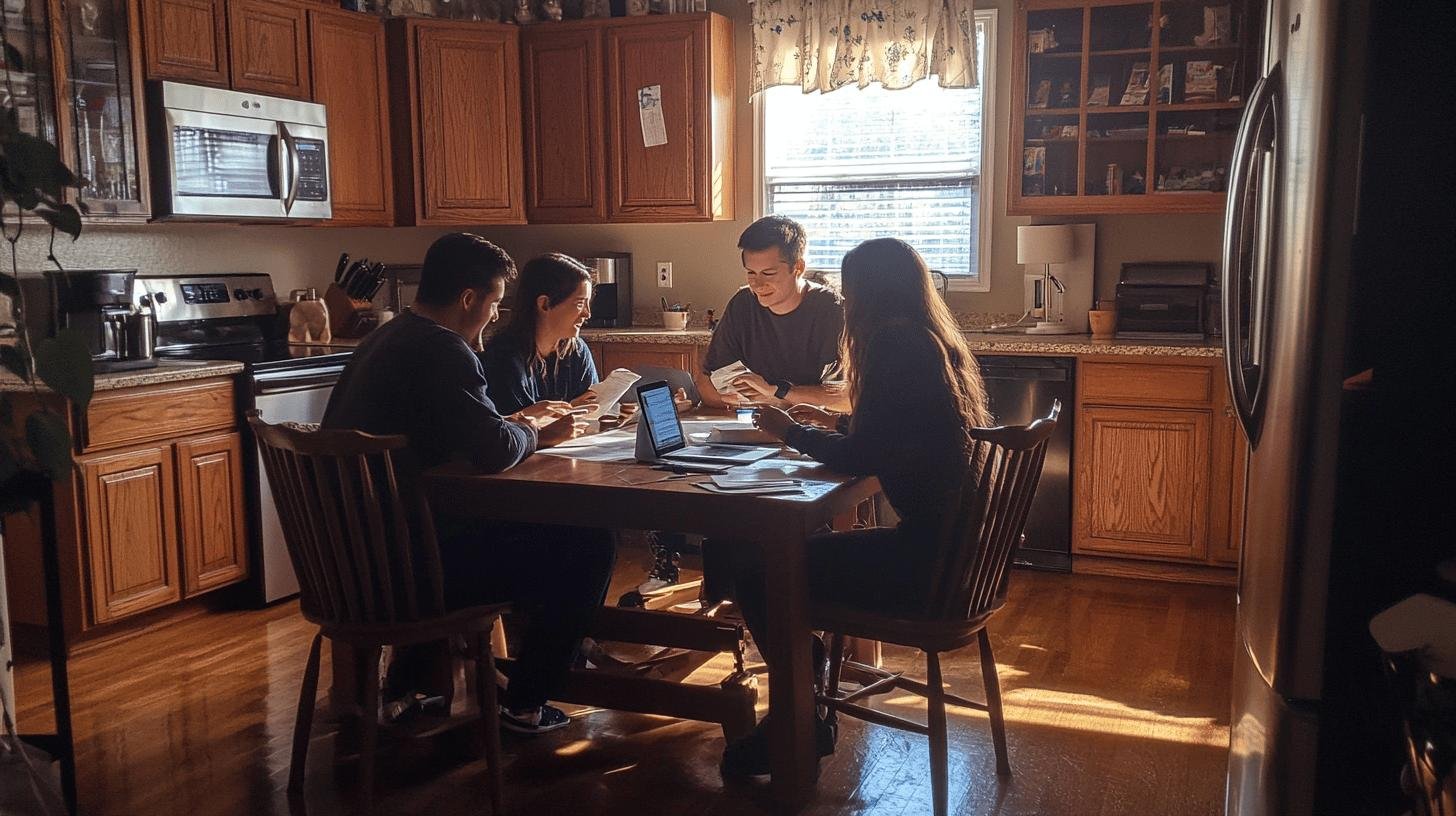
xmin=324 ymin=283 xmax=376 ymax=338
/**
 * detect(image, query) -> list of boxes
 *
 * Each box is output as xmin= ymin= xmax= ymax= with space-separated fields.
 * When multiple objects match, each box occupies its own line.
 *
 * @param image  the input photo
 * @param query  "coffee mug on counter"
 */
xmin=1088 ymin=309 xmax=1117 ymax=339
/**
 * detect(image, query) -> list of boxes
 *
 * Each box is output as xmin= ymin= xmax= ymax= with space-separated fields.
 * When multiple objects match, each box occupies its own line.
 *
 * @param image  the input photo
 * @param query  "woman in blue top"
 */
xmin=481 ymin=253 xmax=600 ymax=415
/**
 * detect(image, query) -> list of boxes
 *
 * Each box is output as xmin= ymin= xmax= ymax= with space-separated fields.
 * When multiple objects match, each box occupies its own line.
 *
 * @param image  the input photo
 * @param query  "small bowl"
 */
xmin=662 ymin=311 xmax=689 ymax=331
xmin=1088 ymin=309 xmax=1117 ymax=339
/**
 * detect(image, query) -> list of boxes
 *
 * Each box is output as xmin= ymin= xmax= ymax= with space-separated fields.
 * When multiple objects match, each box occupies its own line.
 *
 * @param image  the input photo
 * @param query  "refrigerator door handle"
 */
xmin=1222 ymin=64 xmax=1281 ymax=446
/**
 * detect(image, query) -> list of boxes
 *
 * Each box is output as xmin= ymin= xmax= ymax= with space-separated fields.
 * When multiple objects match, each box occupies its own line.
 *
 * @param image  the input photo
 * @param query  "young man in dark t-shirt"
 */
xmin=323 ymin=233 xmax=613 ymax=735
xmin=695 ymin=215 xmax=850 ymax=412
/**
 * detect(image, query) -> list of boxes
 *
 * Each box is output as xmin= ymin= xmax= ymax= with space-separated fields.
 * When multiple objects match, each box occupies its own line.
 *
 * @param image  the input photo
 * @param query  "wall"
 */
xmin=16 ymin=0 xmax=1223 ymax=319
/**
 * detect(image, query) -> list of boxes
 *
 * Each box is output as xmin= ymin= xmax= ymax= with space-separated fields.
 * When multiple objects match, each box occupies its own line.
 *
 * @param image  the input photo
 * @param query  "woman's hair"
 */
xmin=495 ymin=252 xmax=593 ymax=365
xmin=839 ymin=238 xmax=991 ymax=436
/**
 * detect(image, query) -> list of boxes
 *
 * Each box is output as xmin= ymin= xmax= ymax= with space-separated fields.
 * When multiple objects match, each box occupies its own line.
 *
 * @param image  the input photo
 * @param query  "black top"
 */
xmin=322 ymin=310 xmax=537 ymax=472
xmin=478 ymin=333 xmax=599 ymax=416
xmin=701 ymin=283 xmax=844 ymax=387
xmin=783 ymin=323 xmax=968 ymax=534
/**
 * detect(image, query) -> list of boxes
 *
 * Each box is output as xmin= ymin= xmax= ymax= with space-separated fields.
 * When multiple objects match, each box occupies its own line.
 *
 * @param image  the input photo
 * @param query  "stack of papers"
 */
xmin=709 ymin=360 xmax=751 ymax=393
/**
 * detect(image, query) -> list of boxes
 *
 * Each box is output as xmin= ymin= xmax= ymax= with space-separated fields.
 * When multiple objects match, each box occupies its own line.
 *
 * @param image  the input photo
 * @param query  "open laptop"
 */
xmin=635 ymin=380 xmax=779 ymax=466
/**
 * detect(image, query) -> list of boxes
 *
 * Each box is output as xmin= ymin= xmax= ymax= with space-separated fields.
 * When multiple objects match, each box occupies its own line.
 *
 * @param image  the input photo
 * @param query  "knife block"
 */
xmin=323 ymin=283 xmax=377 ymax=338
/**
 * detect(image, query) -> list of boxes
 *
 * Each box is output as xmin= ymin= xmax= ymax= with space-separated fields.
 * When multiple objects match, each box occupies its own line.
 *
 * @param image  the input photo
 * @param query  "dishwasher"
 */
xmin=978 ymin=355 xmax=1075 ymax=571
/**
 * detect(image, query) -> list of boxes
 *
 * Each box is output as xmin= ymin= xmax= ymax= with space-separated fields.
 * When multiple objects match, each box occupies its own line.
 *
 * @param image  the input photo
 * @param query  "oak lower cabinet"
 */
xmin=387 ymin=19 xmax=525 ymax=225
xmin=2 ymin=377 xmax=248 ymax=651
xmin=522 ymin=13 xmax=735 ymax=223
xmin=1073 ymin=356 xmax=1243 ymax=585
xmin=588 ymin=341 xmax=700 ymax=378
xmin=308 ymin=8 xmax=393 ymax=225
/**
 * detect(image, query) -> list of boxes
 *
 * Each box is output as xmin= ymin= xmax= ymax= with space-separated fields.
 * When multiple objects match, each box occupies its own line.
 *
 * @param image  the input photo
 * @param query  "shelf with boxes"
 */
xmin=1010 ymin=0 xmax=1260 ymax=215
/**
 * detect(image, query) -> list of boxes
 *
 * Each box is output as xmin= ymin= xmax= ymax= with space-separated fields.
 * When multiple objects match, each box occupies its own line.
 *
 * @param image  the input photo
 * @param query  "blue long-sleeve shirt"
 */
xmin=322 ymin=311 xmax=536 ymax=473
xmin=478 ymin=333 xmax=598 ymax=415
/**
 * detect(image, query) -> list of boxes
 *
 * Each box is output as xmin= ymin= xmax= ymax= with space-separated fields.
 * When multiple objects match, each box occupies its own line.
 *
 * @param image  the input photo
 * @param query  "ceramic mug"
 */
xmin=1088 ymin=309 xmax=1116 ymax=339
xmin=662 ymin=311 xmax=689 ymax=330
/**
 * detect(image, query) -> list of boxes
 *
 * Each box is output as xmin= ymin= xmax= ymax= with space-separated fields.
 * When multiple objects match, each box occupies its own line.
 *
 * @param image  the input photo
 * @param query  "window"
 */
xmin=758 ymin=10 xmax=997 ymax=291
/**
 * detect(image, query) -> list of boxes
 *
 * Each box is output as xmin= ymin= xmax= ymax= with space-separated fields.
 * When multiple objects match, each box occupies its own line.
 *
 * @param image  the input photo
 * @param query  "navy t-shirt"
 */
xmin=478 ymin=333 xmax=599 ymax=415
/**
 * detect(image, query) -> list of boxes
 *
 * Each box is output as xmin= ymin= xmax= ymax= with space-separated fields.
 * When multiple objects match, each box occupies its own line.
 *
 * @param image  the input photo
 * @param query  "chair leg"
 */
xmin=926 ymin=651 xmax=950 ymax=816
xmin=358 ymin=645 xmax=382 ymax=816
xmin=288 ymin=631 xmax=324 ymax=796
xmin=476 ymin=631 xmax=504 ymax=816
xmin=826 ymin=633 xmax=846 ymax=699
xmin=979 ymin=629 xmax=1012 ymax=776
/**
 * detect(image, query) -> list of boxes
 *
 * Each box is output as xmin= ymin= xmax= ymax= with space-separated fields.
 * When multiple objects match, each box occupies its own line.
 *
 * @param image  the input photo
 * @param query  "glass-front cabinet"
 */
xmin=53 ymin=0 xmax=151 ymax=219
xmin=1010 ymin=0 xmax=1259 ymax=215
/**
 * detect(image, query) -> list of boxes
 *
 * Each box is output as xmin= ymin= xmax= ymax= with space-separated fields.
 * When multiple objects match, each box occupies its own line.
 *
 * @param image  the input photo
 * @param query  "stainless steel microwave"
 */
xmin=150 ymin=81 xmax=331 ymax=220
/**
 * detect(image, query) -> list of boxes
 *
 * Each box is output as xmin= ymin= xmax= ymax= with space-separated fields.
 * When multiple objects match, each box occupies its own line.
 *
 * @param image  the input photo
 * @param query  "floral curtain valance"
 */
xmin=749 ymin=0 xmax=978 ymax=97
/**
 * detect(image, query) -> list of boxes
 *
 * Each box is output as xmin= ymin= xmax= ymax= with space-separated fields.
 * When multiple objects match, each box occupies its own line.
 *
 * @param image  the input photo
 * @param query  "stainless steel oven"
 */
xmin=151 ymin=81 xmax=331 ymax=220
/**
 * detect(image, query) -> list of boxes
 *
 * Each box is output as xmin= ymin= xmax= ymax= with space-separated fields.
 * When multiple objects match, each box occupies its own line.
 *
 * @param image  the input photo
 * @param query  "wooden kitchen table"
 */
xmin=424 ymin=442 xmax=881 ymax=808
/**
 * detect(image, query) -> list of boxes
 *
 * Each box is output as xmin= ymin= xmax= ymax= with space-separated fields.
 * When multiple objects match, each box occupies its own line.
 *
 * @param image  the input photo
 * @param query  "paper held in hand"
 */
xmin=582 ymin=368 xmax=641 ymax=419
xmin=709 ymin=360 xmax=751 ymax=393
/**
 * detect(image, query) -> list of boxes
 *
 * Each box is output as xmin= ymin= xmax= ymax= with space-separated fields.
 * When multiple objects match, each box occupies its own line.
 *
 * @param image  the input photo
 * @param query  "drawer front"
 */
xmin=1080 ymin=360 xmax=1214 ymax=406
xmin=84 ymin=379 xmax=237 ymax=452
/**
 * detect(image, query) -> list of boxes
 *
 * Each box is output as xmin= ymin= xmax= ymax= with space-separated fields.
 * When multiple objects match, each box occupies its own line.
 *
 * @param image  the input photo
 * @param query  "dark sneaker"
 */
xmin=500 ymin=704 xmax=571 ymax=735
xmin=720 ymin=713 xmax=837 ymax=778
xmin=646 ymin=531 xmax=683 ymax=584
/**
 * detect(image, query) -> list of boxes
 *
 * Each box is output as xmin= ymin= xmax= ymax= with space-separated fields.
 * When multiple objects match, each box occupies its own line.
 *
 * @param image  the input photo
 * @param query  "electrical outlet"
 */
xmin=656 ymin=261 xmax=673 ymax=288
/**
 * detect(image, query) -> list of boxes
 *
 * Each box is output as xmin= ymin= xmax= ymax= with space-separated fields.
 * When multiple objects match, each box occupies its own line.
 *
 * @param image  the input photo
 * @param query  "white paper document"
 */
xmin=709 ymin=360 xmax=751 ymax=393
xmin=583 ymin=368 xmax=641 ymax=419
xmin=695 ymin=482 xmax=802 ymax=496
xmin=638 ymin=85 xmax=668 ymax=148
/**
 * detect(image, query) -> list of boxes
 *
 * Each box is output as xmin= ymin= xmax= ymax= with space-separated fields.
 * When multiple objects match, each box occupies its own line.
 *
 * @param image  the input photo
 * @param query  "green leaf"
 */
xmin=0 ymin=272 xmax=17 ymax=298
xmin=0 ymin=342 xmax=28 ymax=380
xmin=0 ymin=391 xmax=12 ymax=424
xmin=25 ymin=410 xmax=73 ymax=481
xmin=3 ymin=42 xmax=24 ymax=73
xmin=35 ymin=328 xmax=94 ymax=409
xmin=36 ymin=205 xmax=82 ymax=239
xmin=2 ymin=131 xmax=81 ymax=199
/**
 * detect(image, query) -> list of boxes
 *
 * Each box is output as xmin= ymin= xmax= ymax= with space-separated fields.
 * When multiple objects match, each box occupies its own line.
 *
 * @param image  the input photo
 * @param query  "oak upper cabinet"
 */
xmin=175 ymin=432 xmax=248 ymax=596
xmin=80 ymin=444 xmax=182 ymax=624
xmin=387 ymin=19 xmax=524 ymax=225
xmin=603 ymin=14 xmax=734 ymax=222
xmin=521 ymin=24 xmax=605 ymax=222
xmin=1073 ymin=356 xmax=1242 ymax=583
xmin=309 ymin=8 xmax=393 ymax=225
xmin=48 ymin=0 xmax=152 ymax=220
xmin=228 ymin=0 xmax=310 ymax=99
xmin=140 ymin=0 xmax=229 ymax=85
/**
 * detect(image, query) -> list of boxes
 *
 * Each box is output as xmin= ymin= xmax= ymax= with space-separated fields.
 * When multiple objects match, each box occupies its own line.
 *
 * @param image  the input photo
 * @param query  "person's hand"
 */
xmin=787 ymin=404 xmax=837 ymax=430
xmin=672 ymin=387 xmax=694 ymax=413
xmin=731 ymin=373 xmax=777 ymax=402
xmin=569 ymin=392 xmax=599 ymax=409
xmin=510 ymin=400 xmax=573 ymax=430
xmin=537 ymin=410 xmax=589 ymax=447
xmin=751 ymin=405 xmax=795 ymax=440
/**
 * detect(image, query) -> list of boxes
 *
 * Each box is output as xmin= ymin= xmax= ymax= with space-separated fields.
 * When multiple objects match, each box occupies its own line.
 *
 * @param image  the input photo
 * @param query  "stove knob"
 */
xmin=154 ymin=292 xmax=168 ymax=304
xmin=234 ymin=288 xmax=247 ymax=301
xmin=250 ymin=288 xmax=265 ymax=300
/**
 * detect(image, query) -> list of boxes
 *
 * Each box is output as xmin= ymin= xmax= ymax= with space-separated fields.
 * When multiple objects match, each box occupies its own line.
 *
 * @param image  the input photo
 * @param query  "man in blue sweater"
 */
xmin=324 ymin=233 xmax=613 ymax=734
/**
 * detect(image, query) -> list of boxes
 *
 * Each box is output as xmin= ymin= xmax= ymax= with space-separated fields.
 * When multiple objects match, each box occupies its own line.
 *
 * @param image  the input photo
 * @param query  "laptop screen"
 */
xmin=638 ymin=381 xmax=685 ymax=455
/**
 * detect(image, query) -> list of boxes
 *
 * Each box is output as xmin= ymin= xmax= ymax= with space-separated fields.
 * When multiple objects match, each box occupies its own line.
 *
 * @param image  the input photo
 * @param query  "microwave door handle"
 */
xmin=280 ymin=123 xmax=301 ymax=215
xmin=1221 ymin=64 xmax=1279 ymax=445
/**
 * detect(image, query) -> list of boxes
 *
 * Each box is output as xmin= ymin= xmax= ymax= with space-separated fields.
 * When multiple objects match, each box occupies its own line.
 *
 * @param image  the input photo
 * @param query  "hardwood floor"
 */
xmin=13 ymin=553 xmax=1234 ymax=815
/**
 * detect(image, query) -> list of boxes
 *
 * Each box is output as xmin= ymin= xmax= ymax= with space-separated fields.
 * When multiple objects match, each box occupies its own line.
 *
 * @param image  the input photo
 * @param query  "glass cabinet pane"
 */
xmin=1 ymin=0 xmax=58 ymax=144
xmin=60 ymin=0 xmax=144 ymax=211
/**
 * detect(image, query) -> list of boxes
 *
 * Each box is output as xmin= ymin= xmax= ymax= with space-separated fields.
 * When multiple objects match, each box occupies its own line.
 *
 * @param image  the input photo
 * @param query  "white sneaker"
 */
xmin=636 ymin=577 xmax=673 ymax=596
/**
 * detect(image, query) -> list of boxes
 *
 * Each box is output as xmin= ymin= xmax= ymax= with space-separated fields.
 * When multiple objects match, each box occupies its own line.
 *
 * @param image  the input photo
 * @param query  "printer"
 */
xmin=1114 ymin=262 xmax=1212 ymax=340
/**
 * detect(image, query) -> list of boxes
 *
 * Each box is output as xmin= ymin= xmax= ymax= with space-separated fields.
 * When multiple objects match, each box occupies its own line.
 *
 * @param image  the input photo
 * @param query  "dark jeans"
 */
xmin=438 ymin=521 xmax=616 ymax=711
xmin=727 ymin=526 xmax=930 ymax=676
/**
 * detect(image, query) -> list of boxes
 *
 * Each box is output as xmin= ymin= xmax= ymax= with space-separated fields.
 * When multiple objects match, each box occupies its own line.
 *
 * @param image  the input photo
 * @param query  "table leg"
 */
xmin=762 ymin=532 xmax=817 ymax=807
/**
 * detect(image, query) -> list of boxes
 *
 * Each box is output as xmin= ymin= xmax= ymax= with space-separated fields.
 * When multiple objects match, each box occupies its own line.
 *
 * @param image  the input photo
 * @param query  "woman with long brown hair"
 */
xmin=721 ymin=237 xmax=991 ymax=776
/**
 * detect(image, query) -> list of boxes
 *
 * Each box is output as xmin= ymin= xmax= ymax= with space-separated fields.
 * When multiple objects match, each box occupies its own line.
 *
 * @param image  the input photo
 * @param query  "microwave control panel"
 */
xmin=294 ymin=139 xmax=328 ymax=202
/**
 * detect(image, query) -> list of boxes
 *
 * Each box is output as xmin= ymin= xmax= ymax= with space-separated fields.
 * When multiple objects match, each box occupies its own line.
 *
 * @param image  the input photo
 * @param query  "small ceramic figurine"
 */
xmin=540 ymin=0 xmax=562 ymax=20
xmin=513 ymin=0 xmax=534 ymax=24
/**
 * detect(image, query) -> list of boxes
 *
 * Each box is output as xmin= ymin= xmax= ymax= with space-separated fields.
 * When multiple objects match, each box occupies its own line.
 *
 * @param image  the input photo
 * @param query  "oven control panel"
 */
xmin=137 ymin=274 xmax=277 ymax=323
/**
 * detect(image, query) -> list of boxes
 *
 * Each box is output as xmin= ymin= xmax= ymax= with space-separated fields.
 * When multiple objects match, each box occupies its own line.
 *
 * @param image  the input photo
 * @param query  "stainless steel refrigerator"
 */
xmin=1223 ymin=0 xmax=1456 ymax=813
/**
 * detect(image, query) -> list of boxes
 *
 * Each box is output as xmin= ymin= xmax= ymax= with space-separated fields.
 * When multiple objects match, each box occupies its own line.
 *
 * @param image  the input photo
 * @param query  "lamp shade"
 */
xmin=1017 ymin=225 xmax=1076 ymax=265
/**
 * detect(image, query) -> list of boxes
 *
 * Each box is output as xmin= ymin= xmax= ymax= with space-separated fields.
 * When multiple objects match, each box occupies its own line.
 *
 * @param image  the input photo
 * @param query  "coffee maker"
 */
xmin=44 ymin=269 xmax=157 ymax=372
xmin=582 ymin=253 xmax=632 ymax=328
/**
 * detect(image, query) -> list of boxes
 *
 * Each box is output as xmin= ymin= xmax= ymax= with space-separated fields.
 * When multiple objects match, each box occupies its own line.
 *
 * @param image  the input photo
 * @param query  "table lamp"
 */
xmin=1017 ymin=225 xmax=1076 ymax=334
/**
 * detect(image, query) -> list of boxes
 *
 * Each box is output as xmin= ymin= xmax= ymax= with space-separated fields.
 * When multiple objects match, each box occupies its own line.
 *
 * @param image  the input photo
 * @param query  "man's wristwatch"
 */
xmin=773 ymin=381 xmax=792 ymax=400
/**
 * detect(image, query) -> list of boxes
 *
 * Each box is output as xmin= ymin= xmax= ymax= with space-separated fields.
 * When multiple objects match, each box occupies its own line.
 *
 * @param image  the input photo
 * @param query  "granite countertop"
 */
xmin=581 ymin=327 xmax=1222 ymax=358
xmin=0 ymin=359 xmax=245 ymax=393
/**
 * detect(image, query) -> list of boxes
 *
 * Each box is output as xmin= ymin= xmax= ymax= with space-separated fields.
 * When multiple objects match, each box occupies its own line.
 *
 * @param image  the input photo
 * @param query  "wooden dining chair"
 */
xmin=814 ymin=402 xmax=1061 ymax=816
xmin=248 ymin=414 xmax=508 ymax=815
